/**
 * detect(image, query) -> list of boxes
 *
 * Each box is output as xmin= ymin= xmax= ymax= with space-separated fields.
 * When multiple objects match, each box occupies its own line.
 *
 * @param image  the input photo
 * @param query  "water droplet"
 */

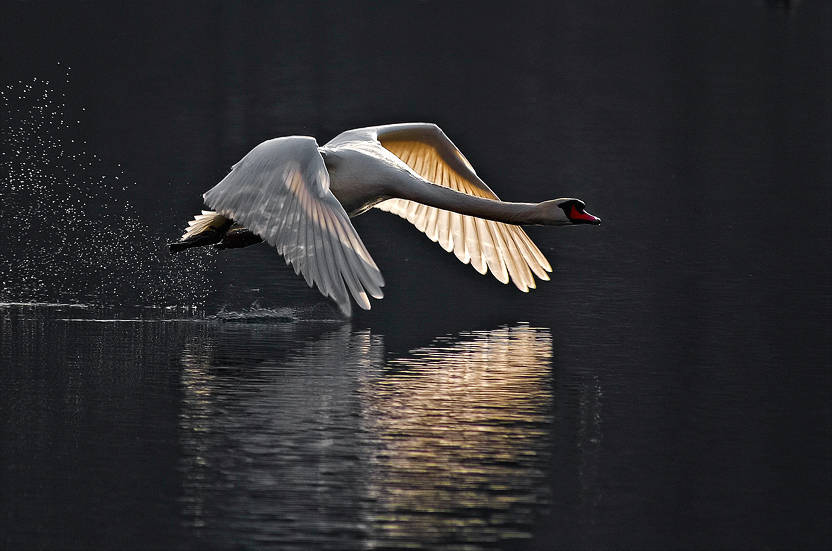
xmin=1 ymin=76 xmax=215 ymax=307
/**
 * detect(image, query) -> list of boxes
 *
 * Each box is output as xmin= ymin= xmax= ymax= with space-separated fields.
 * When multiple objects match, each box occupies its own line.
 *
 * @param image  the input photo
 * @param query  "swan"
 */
xmin=169 ymin=123 xmax=600 ymax=315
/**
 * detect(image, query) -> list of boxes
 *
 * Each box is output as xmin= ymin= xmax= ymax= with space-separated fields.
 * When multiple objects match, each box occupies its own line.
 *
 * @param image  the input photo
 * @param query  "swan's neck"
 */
xmin=389 ymin=174 xmax=554 ymax=225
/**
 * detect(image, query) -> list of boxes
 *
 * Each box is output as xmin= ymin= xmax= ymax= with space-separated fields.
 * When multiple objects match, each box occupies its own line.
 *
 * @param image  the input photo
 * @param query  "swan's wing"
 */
xmin=203 ymin=136 xmax=384 ymax=316
xmin=372 ymin=123 xmax=551 ymax=292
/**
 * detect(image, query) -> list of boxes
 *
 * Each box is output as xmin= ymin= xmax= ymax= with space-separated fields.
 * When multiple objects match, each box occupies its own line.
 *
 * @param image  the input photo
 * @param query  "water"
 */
xmin=1 ymin=306 xmax=554 ymax=549
xmin=1 ymin=2 xmax=830 ymax=549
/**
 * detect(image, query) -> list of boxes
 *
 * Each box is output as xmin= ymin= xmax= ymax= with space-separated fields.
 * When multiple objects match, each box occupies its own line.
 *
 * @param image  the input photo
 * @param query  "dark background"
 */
xmin=1 ymin=1 xmax=830 ymax=549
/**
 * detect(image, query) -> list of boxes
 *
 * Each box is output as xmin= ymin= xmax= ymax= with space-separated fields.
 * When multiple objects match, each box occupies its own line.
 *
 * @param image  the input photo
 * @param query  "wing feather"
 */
xmin=479 ymin=217 xmax=509 ymax=284
xmin=339 ymin=213 xmax=385 ymax=293
xmin=412 ymin=203 xmax=429 ymax=233
xmin=321 ymin=208 xmax=370 ymax=309
xmin=314 ymin=202 xmax=337 ymax=299
xmin=506 ymin=229 xmax=541 ymax=285
xmin=202 ymin=136 xmax=384 ymax=316
xmin=450 ymin=210 xmax=467 ymax=262
xmin=300 ymin=191 xmax=316 ymax=288
xmin=373 ymin=123 xmax=551 ymax=289
xmin=464 ymin=214 xmax=486 ymax=274
xmin=285 ymin=180 xmax=306 ymax=265
xmin=180 ymin=212 xmax=229 ymax=240
xmin=273 ymin=177 xmax=300 ymax=252
xmin=425 ymin=201 xmax=440 ymax=243
xmin=405 ymin=200 xmax=421 ymax=225
xmin=310 ymin=200 xmax=330 ymax=294
xmin=491 ymin=223 xmax=518 ymax=290
xmin=436 ymin=164 xmax=453 ymax=252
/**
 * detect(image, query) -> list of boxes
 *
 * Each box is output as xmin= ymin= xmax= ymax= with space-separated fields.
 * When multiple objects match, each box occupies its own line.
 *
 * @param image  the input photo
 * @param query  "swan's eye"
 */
xmin=558 ymin=200 xmax=583 ymax=214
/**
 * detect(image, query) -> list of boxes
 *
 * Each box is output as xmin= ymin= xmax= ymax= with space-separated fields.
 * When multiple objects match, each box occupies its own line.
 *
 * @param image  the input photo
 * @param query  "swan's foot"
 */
xmin=168 ymin=229 xmax=225 ymax=254
xmin=213 ymin=228 xmax=263 ymax=250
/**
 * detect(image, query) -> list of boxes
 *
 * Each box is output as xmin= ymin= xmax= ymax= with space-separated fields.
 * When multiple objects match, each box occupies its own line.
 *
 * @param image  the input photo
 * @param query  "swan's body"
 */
xmin=171 ymin=123 xmax=600 ymax=315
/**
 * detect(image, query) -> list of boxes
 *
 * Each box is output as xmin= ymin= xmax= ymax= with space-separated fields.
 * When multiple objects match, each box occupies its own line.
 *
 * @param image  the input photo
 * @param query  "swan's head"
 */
xmin=538 ymin=198 xmax=601 ymax=226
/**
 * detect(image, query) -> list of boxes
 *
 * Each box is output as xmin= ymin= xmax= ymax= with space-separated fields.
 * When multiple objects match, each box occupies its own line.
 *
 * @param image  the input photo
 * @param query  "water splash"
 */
xmin=209 ymin=304 xmax=299 ymax=323
xmin=0 ymin=69 xmax=214 ymax=307
xmin=208 ymin=302 xmax=346 ymax=323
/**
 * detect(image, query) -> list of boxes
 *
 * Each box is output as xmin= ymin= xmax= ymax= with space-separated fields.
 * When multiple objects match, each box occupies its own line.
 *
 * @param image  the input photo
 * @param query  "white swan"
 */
xmin=170 ymin=123 xmax=600 ymax=315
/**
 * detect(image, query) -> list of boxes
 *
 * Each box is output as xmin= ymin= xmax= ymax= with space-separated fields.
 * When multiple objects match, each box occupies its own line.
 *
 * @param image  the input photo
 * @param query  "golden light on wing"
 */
xmin=376 ymin=128 xmax=551 ymax=292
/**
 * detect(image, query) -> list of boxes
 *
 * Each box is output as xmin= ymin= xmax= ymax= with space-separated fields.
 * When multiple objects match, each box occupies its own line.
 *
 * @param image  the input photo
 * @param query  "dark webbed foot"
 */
xmin=213 ymin=227 xmax=263 ymax=250
xmin=168 ymin=228 xmax=227 ymax=253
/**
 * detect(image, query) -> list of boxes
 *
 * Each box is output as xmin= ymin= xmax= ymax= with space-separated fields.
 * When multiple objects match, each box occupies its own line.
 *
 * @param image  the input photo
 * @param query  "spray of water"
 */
xmin=0 ymin=68 xmax=215 ymax=307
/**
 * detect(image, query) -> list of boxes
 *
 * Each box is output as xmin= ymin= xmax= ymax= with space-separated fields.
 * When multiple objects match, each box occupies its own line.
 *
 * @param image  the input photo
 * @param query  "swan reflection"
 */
xmin=358 ymin=324 xmax=553 ymax=548
xmin=179 ymin=323 xmax=382 ymax=547
xmin=178 ymin=322 xmax=553 ymax=549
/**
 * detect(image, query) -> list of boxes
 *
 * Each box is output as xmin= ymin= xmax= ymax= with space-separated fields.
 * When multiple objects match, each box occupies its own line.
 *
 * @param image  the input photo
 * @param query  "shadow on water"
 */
xmin=178 ymin=320 xmax=557 ymax=549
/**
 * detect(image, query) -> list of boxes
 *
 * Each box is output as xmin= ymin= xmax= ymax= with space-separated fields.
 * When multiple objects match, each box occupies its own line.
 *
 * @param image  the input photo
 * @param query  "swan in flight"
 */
xmin=169 ymin=123 xmax=600 ymax=315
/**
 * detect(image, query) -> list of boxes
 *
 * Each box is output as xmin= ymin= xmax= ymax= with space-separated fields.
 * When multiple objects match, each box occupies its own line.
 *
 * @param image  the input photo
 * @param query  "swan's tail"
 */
xmin=168 ymin=211 xmax=232 ymax=254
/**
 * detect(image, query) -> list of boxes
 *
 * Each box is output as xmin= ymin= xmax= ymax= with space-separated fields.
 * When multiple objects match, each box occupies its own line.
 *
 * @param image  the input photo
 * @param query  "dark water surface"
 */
xmin=1 ymin=2 xmax=830 ymax=549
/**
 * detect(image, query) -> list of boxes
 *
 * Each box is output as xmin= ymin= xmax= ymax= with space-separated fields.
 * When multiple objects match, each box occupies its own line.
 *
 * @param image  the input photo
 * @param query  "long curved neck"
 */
xmin=389 ymin=174 xmax=546 ymax=225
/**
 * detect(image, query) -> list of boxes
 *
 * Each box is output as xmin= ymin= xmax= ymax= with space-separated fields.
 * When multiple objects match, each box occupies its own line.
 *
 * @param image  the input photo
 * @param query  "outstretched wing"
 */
xmin=373 ymin=123 xmax=551 ymax=292
xmin=203 ymin=136 xmax=384 ymax=316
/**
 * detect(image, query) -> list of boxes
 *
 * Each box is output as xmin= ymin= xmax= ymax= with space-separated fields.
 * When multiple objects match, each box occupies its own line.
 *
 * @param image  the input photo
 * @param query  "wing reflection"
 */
xmin=178 ymin=323 xmax=384 ymax=548
xmin=358 ymin=324 xmax=553 ymax=548
xmin=177 ymin=322 xmax=553 ymax=549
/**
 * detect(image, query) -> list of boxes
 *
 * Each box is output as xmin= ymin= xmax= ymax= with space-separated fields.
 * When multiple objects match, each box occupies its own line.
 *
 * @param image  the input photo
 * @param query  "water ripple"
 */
xmin=177 ymin=323 xmax=553 ymax=549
